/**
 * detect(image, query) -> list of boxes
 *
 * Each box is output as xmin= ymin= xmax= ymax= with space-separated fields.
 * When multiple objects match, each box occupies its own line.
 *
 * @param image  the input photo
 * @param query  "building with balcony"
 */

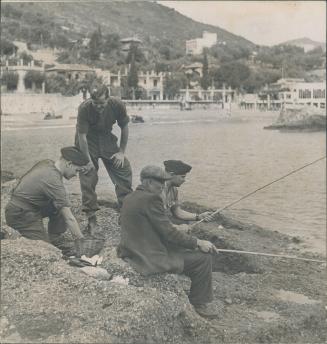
xmin=268 ymin=78 xmax=326 ymax=109
xmin=1 ymin=58 xmax=45 ymax=93
xmin=45 ymin=64 xmax=94 ymax=82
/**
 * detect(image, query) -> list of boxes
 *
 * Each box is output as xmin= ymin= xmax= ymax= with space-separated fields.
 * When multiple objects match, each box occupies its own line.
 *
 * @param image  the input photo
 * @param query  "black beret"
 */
xmin=164 ymin=160 xmax=192 ymax=175
xmin=61 ymin=146 xmax=89 ymax=166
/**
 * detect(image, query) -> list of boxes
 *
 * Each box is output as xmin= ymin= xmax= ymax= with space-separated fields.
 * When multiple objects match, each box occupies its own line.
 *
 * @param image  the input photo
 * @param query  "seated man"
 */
xmin=118 ymin=165 xmax=219 ymax=319
xmin=5 ymin=146 xmax=88 ymax=256
xmin=162 ymin=160 xmax=213 ymax=223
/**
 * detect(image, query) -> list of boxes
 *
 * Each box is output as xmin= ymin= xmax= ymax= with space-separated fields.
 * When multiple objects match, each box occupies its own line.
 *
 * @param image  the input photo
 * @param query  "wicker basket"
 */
xmin=78 ymin=238 xmax=104 ymax=257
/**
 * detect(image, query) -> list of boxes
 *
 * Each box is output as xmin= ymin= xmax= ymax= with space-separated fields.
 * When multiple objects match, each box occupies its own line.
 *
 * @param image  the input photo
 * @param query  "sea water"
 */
xmin=2 ymin=109 xmax=326 ymax=254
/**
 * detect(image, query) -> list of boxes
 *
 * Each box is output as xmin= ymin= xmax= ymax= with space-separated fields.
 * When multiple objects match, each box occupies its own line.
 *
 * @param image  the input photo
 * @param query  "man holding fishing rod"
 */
xmin=118 ymin=165 xmax=220 ymax=319
xmin=162 ymin=160 xmax=215 ymax=231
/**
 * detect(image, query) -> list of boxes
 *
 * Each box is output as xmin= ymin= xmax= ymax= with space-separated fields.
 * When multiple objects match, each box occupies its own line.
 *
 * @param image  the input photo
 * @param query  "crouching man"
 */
xmin=5 ymin=147 xmax=88 ymax=256
xmin=117 ymin=165 xmax=219 ymax=319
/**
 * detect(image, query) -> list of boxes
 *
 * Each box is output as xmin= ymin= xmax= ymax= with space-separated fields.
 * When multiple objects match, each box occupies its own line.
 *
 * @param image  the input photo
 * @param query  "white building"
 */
xmin=186 ymin=31 xmax=217 ymax=55
xmin=271 ymin=78 xmax=326 ymax=109
xmin=96 ymin=68 xmax=165 ymax=100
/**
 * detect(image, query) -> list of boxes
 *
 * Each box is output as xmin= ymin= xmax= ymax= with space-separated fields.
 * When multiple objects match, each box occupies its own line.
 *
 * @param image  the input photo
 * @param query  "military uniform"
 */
xmin=5 ymin=160 xmax=77 ymax=254
xmin=75 ymin=97 xmax=133 ymax=215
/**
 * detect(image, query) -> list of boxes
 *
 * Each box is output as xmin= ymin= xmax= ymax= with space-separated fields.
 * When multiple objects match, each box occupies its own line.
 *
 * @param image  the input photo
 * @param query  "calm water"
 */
xmin=2 ymin=109 xmax=326 ymax=254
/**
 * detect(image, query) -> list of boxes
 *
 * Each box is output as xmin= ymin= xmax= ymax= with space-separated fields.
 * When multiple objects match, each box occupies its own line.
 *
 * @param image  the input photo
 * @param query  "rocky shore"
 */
xmin=264 ymin=106 xmax=326 ymax=132
xmin=1 ymin=178 xmax=326 ymax=343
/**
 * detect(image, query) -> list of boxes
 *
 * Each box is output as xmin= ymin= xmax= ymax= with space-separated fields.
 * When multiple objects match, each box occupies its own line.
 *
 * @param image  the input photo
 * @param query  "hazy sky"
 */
xmin=158 ymin=1 xmax=326 ymax=46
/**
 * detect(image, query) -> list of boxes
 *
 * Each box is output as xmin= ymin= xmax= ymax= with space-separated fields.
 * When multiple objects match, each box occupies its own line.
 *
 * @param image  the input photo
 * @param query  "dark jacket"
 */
xmin=118 ymin=185 xmax=198 ymax=275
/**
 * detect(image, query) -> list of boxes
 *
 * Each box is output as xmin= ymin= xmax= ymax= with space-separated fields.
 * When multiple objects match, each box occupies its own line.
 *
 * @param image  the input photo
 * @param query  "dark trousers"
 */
xmin=5 ymin=202 xmax=75 ymax=255
xmin=182 ymin=251 xmax=213 ymax=305
xmin=79 ymin=156 xmax=133 ymax=217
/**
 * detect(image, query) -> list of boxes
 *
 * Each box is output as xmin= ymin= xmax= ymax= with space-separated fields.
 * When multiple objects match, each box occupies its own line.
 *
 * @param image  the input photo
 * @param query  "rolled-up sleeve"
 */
xmin=112 ymin=99 xmax=129 ymax=128
xmin=41 ymin=175 xmax=70 ymax=211
xmin=147 ymin=195 xmax=197 ymax=249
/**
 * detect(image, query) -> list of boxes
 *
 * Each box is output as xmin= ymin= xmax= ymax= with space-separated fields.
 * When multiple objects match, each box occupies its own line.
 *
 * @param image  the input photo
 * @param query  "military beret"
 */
xmin=61 ymin=146 xmax=89 ymax=166
xmin=164 ymin=160 xmax=192 ymax=175
xmin=140 ymin=165 xmax=172 ymax=182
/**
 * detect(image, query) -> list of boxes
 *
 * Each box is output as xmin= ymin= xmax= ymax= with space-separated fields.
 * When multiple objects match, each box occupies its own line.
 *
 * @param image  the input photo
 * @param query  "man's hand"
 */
xmin=80 ymin=161 xmax=95 ymax=175
xmin=110 ymin=152 xmax=125 ymax=168
xmin=197 ymin=239 xmax=219 ymax=254
xmin=174 ymin=224 xmax=190 ymax=234
xmin=199 ymin=211 xmax=215 ymax=222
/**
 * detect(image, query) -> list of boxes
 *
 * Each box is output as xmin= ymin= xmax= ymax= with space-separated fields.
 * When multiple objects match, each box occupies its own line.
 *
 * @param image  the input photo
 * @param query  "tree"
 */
xmin=88 ymin=29 xmax=102 ymax=61
xmin=1 ymin=39 xmax=17 ymax=56
xmin=45 ymin=74 xmax=67 ymax=94
xmin=127 ymin=54 xmax=138 ymax=99
xmin=201 ymin=50 xmax=210 ymax=90
xmin=19 ymin=51 xmax=33 ymax=64
xmin=214 ymin=62 xmax=251 ymax=89
xmin=103 ymin=33 xmax=121 ymax=54
xmin=1 ymin=71 xmax=19 ymax=90
xmin=164 ymin=73 xmax=188 ymax=99
xmin=126 ymin=43 xmax=145 ymax=64
xmin=24 ymin=71 xmax=45 ymax=89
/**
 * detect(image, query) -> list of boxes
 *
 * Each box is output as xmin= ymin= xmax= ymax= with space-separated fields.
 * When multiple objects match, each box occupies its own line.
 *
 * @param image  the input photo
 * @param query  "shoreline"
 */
xmin=1 ymin=180 xmax=325 ymax=343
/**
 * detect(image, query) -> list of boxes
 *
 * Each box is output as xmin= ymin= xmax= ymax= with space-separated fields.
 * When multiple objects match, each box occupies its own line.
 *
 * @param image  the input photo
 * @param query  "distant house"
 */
xmin=186 ymin=31 xmax=217 ymax=55
xmin=182 ymin=62 xmax=203 ymax=77
xmin=120 ymin=37 xmax=142 ymax=52
xmin=45 ymin=64 xmax=95 ymax=81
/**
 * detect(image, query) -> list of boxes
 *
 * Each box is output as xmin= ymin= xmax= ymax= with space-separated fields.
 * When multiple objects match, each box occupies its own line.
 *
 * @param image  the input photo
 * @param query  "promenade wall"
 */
xmin=1 ymin=94 xmax=223 ymax=115
xmin=1 ymin=93 xmax=82 ymax=118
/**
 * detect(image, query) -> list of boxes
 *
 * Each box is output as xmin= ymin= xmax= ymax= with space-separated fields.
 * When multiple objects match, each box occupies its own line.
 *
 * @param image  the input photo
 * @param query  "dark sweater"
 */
xmin=118 ymin=185 xmax=197 ymax=275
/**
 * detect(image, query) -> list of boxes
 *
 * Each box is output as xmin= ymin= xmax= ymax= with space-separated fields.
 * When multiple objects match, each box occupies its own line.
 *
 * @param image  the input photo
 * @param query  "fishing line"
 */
xmin=191 ymin=155 xmax=326 ymax=227
xmin=213 ymin=248 xmax=325 ymax=264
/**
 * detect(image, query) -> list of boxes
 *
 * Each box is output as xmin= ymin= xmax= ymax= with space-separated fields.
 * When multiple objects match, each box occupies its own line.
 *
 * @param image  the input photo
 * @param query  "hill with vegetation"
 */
xmin=1 ymin=2 xmax=325 ymax=97
xmin=281 ymin=37 xmax=326 ymax=52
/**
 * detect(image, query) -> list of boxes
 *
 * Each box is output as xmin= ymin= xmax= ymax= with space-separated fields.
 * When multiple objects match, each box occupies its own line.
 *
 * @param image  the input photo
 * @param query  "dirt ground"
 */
xmin=1 ymin=179 xmax=326 ymax=343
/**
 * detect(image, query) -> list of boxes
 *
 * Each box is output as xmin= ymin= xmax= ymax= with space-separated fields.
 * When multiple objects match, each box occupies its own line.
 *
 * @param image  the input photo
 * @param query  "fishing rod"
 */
xmin=191 ymin=155 xmax=326 ymax=228
xmin=213 ymin=248 xmax=325 ymax=264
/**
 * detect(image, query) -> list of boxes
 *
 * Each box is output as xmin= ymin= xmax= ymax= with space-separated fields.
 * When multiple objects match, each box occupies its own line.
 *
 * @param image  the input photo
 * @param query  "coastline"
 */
xmin=1 ymin=180 xmax=325 ymax=343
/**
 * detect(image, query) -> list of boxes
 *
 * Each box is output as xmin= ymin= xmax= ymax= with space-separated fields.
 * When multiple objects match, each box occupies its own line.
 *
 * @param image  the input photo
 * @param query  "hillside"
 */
xmin=1 ymin=2 xmax=255 ymax=53
xmin=281 ymin=37 xmax=326 ymax=52
xmin=1 ymin=2 xmax=325 ymax=95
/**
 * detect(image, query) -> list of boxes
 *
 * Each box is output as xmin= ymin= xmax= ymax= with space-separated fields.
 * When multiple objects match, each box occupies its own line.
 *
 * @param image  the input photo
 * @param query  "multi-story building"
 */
xmin=186 ymin=31 xmax=217 ymax=55
xmin=96 ymin=68 xmax=165 ymax=100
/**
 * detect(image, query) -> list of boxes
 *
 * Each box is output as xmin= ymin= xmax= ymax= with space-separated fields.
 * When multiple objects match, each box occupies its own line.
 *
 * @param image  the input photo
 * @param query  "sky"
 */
xmin=157 ymin=1 xmax=326 ymax=46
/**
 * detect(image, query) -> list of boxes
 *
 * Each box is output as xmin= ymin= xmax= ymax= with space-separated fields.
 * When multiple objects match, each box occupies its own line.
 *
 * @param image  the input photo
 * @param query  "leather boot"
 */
xmin=193 ymin=303 xmax=219 ymax=319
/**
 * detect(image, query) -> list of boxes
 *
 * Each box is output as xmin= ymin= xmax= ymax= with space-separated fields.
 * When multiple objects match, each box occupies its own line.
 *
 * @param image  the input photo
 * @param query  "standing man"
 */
xmin=75 ymin=84 xmax=133 ymax=234
xmin=5 ymin=147 xmax=88 ymax=256
xmin=118 ymin=165 xmax=219 ymax=319
xmin=162 ymin=160 xmax=214 ymax=223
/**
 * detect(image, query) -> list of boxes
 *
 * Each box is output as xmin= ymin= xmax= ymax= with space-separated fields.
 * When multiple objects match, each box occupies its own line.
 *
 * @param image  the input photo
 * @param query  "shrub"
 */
xmin=45 ymin=74 xmax=66 ymax=94
xmin=24 ymin=70 xmax=45 ymax=89
xmin=1 ymin=71 xmax=19 ymax=90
